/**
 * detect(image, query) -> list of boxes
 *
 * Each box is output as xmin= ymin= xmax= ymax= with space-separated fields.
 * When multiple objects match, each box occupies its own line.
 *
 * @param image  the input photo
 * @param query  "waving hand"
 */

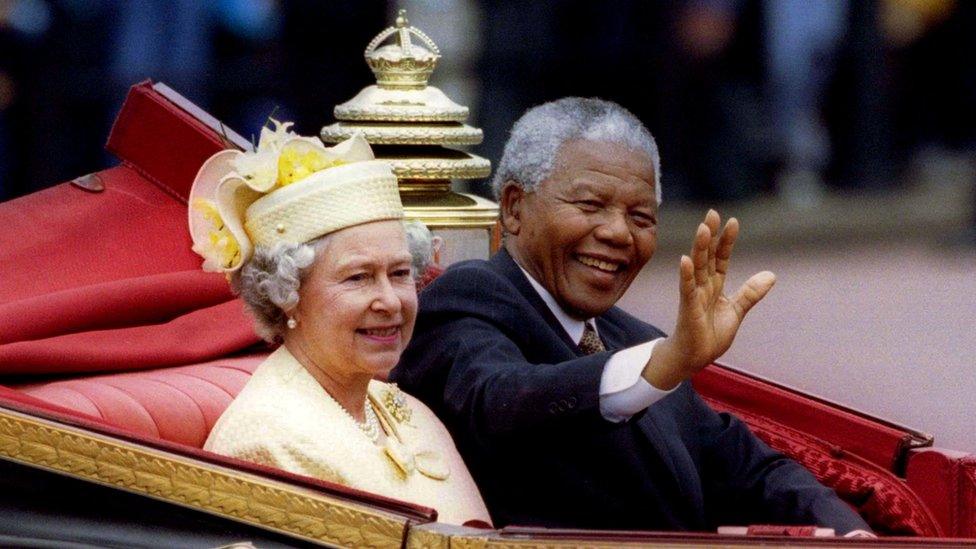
xmin=643 ymin=210 xmax=776 ymax=390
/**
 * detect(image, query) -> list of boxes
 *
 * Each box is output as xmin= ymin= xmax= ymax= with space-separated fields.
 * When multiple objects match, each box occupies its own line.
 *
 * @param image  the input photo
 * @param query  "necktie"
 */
xmin=578 ymin=322 xmax=606 ymax=355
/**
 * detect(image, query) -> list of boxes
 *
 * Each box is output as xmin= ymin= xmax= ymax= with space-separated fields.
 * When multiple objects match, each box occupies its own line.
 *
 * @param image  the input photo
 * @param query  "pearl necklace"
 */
xmin=359 ymin=401 xmax=381 ymax=443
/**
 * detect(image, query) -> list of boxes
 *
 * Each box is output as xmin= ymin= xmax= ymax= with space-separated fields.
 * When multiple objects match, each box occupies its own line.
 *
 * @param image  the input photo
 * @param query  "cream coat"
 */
xmin=204 ymin=347 xmax=490 ymax=526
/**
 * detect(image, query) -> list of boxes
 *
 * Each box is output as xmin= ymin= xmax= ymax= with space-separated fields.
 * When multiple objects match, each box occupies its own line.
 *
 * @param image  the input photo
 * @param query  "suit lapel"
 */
xmin=490 ymin=249 xmax=581 ymax=353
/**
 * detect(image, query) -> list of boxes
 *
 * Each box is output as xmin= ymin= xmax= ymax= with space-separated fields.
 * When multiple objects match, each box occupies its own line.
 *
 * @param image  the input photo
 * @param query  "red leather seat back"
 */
xmin=13 ymin=354 xmax=265 ymax=448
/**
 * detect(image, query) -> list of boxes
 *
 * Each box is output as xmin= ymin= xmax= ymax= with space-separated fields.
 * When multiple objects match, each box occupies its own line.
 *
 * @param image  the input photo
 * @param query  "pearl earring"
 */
xmin=287 ymin=317 xmax=297 ymax=329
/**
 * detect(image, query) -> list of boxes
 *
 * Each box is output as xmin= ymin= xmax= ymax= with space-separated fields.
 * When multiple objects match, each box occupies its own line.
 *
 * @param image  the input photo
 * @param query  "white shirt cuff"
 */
xmin=599 ymin=338 xmax=674 ymax=422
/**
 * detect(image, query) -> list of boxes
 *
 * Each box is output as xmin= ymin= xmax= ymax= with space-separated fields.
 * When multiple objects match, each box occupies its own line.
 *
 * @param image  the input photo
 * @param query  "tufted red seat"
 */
xmin=12 ymin=354 xmax=265 ymax=448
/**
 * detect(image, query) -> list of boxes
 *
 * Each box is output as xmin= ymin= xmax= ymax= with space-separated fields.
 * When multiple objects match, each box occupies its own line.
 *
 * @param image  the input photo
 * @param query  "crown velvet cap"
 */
xmin=187 ymin=122 xmax=403 ymax=273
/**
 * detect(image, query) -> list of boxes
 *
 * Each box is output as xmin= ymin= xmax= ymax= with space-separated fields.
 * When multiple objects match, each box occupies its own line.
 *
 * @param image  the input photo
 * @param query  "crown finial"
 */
xmin=364 ymin=10 xmax=440 ymax=90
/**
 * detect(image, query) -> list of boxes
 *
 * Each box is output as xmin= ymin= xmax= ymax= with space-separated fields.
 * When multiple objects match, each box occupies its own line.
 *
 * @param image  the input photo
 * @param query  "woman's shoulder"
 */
xmin=209 ymin=351 xmax=333 ymax=441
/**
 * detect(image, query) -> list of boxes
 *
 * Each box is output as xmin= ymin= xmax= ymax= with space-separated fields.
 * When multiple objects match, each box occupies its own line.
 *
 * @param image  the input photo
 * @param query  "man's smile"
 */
xmin=575 ymin=254 xmax=625 ymax=273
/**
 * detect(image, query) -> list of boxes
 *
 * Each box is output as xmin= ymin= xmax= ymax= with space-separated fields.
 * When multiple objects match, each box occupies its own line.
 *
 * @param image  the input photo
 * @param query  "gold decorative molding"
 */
xmin=405 ymin=527 xmax=452 ymax=549
xmin=0 ymin=406 xmax=416 ymax=548
xmin=406 ymin=522 xmax=489 ymax=549
xmin=404 ymin=192 xmax=500 ymax=229
xmin=388 ymin=156 xmax=491 ymax=180
xmin=334 ymin=105 xmax=468 ymax=123
xmin=321 ymin=123 xmax=483 ymax=146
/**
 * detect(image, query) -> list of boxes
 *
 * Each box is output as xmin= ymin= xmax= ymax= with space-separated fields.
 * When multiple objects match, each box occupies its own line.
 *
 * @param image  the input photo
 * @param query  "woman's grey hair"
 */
xmin=403 ymin=220 xmax=436 ymax=276
xmin=233 ymin=221 xmax=432 ymax=342
xmin=491 ymin=97 xmax=661 ymax=203
xmin=232 ymin=238 xmax=322 ymax=342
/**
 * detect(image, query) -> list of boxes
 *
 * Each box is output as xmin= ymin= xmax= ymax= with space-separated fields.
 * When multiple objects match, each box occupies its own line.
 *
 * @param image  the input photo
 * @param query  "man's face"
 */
xmin=502 ymin=139 xmax=658 ymax=319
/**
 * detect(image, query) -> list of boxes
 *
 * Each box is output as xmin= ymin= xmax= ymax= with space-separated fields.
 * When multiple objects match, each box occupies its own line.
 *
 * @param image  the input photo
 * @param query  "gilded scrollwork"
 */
xmin=334 ymin=106 xmax=468 ymax=123
xmin=321 ymin=124 xmax=483 ymax=146
xmin=0 ymin=409 xmax=410 ymax=548
xmin=388 ymin=158 xmax=491 ymax=181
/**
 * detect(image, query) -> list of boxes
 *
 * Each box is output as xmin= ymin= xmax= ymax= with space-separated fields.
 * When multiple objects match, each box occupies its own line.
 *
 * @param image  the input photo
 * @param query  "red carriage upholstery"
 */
xmin=906 ymin=448 xmax=976 ymax=538
xmin=13 ymin=354 xmax=264 ymax=448
xmin=694 ymin=366 xmax=943 ymax=536
xmin=1 ymin=81 xmax=973 ymax=538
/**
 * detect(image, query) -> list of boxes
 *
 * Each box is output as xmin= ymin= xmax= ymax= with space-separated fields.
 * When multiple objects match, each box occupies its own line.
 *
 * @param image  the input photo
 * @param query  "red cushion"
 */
xmin=695 ymin=364 xmax=944 ymax=536
xmin=704 ymin=393 xmax=942 ymax=536
xmin=693 ymin=365 xmax=916 ymax=471
xmin=0 ymin=82 xmax=262 ymax=376
xmin=0 ymin=383 xmax=439 ymax=523
xmin=14 ymin=353 xmax=265 ymax=447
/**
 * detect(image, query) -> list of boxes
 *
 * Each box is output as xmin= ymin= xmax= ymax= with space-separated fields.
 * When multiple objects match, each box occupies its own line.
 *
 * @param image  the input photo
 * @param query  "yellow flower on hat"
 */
xmin=191 ymin=198 xmax=241 ymax=271
xmin=278 ymin=141 xmax=347 ymax=186
xmin=230 ymin=118 xmax=301 ymax=192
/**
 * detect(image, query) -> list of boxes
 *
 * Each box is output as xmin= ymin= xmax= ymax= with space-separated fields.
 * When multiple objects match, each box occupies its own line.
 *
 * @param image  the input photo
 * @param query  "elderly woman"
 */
xmin=187 ymin=121 xmax=489 ymax=526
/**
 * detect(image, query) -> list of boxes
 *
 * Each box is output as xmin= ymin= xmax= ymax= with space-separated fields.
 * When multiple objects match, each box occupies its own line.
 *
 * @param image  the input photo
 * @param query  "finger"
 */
xmin=706 ymin=209 xmax=720 ymax=277
xmin=679 ymin=254 xmax=696 ymax=299
xmin=692 ymin=223 xmax=710 ymax=286
xmin=731 ymin=271 xmax=776 ymax=319
xmin=715 ymin=217 xmax=739 ymax=277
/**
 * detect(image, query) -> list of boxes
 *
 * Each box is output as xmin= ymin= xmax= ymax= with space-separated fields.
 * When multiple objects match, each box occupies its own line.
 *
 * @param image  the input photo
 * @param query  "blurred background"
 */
xmin=0 ymin=0 xmax=973 ymax=450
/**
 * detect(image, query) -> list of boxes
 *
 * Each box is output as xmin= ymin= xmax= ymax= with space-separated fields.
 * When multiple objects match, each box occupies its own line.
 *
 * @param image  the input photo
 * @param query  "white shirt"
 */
xmin=517 ymin=265 xmax=673 ymax=422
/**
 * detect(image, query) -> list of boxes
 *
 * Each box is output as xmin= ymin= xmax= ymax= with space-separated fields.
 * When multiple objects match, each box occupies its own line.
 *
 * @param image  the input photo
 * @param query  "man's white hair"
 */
xmin=491 ymin=97 xmax=661 ymax=203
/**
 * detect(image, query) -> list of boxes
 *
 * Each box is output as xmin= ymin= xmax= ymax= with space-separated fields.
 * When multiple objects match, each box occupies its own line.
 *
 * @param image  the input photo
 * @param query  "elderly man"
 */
xmin=392 ymin=98 xmax=870 ymax=534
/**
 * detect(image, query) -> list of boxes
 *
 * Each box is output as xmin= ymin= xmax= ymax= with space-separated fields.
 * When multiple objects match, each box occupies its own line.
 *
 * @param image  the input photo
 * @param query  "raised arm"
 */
xmin=643 ymin=209 xmax=776 ymax=390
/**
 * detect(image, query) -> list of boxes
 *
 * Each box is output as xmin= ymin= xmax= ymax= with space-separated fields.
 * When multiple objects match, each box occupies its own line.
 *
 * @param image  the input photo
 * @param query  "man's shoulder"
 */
xmin=419 ymin=255 xmax=524 ymax=310
xmin=429 ymin=255 xmax=508 ymax=284
xmin=434 ymin=257 xmax=498 ymax=281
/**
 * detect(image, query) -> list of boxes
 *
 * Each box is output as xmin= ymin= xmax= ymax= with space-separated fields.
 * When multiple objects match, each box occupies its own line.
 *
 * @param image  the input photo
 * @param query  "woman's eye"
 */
xmin=392 ymin=268 xmax=413 ymax=279
xmin=346 ymin=273 xmax=369 ymax=283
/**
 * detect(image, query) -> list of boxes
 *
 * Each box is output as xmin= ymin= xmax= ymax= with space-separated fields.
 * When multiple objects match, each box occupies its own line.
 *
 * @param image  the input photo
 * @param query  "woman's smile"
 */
xmin=357 ymin=324 xmax=402 ymax=344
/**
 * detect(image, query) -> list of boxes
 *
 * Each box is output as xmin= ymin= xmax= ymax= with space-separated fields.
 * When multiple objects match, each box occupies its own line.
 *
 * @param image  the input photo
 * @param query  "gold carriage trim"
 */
xmin=387 ymin=156 xmax=492 ymax=181
xmin=402 ymin=522 xmax=917 ymax=549
xmin=0 ymin=406 xmax=412 ymax=548
xmin=321 ymin=123 xmax=484 ymax=146
xmin=334 ymin=103 xmax=469 ymax=123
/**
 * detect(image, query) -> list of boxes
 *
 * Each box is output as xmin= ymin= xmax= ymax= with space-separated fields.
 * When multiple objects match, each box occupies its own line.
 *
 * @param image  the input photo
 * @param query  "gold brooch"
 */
xmin=382 ymin=385 xmax=413 ymax=424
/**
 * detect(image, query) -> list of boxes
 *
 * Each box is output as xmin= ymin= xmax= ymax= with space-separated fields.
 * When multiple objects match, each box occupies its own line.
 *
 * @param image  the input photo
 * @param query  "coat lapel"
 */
xmin=490 ymin=249 xmax=581 ymax=353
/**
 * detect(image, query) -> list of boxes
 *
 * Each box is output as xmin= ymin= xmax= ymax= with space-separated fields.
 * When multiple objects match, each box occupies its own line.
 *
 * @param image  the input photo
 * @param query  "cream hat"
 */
xmin=188 ymin=120 xmax=402 ymax=273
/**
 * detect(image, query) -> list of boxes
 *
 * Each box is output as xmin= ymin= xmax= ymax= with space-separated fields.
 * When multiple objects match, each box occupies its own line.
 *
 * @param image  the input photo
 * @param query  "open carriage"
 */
xmin=0 ymin=81 xmax=974 ymax=547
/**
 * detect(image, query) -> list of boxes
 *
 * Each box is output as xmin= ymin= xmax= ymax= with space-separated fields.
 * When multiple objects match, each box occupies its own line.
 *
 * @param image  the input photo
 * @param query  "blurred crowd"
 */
xmin=1 ymin=0 xmax=974 ymax=222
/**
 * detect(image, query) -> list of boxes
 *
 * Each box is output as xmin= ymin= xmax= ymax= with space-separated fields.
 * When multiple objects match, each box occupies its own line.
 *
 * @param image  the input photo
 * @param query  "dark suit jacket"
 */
xmin=392 ymin=249 xmax=869 ymax=533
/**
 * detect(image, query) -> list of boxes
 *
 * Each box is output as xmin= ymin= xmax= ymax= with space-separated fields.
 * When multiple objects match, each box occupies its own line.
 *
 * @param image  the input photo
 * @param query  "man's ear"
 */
xmin=500 ymin=182 xmax=525 ymax=236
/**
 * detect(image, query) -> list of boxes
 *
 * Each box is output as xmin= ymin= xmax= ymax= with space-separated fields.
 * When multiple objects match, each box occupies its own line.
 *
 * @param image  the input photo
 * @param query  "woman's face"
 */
xmin=289 ymin=220 xmax=417 ymax=381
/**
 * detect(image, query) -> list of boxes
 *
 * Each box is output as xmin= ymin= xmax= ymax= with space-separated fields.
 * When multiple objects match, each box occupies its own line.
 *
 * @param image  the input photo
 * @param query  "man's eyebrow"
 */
xmin=562 ymin=179 xmax=601 ymax=195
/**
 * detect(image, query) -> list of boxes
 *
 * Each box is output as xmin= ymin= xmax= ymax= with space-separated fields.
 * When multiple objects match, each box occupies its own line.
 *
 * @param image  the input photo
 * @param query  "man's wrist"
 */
xmin=640 ymin=337 xmax=688 ymax=391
